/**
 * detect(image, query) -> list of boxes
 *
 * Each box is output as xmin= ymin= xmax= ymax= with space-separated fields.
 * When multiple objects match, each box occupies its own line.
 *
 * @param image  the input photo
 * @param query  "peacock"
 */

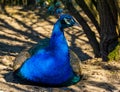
xmin=13 ymin=14 xmax=81 ymax=87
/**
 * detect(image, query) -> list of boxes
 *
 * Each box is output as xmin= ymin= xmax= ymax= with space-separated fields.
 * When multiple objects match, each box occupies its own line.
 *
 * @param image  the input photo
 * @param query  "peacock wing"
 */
xmin=70 ymin=50 xmax=82 ymax=76
xmin=13 ymin=48 xmax=31 ymax=71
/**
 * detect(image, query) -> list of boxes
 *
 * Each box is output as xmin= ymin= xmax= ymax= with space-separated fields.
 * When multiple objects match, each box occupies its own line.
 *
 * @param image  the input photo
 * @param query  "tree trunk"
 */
xmin=97 ymin=0 xmax=118 ymax=61
xmin=116 ymin=0 xmax=120 ymax=37
xmin=0 ymin=0 xmax=5 ymax=13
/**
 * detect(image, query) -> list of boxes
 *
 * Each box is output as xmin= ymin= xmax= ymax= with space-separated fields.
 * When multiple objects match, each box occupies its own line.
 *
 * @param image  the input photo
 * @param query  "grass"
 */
xmin=108 ymin=38 xmax=120 ymax=61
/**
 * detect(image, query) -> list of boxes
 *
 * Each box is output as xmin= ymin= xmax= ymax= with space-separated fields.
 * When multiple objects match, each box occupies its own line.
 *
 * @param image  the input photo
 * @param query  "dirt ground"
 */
xmin=0 ymin=7 xmax=120 ymax=92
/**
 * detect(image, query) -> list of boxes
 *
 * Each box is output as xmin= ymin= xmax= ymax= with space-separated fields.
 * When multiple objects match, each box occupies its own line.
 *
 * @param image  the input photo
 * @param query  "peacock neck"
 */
xmin=49 ymin=21 xmax=68 ymax=52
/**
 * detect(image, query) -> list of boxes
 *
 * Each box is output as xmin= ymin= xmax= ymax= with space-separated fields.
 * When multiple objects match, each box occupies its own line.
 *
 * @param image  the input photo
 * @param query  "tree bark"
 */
xmin=97 ymin=0 xmax=118 ymax=61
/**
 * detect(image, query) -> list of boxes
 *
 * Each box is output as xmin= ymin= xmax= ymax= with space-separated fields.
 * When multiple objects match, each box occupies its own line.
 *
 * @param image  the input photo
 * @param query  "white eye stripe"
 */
xmin=71 ymin=19 xmax=75 ymax=23
xmin=64 ymin=18 xmax=71 ymax=24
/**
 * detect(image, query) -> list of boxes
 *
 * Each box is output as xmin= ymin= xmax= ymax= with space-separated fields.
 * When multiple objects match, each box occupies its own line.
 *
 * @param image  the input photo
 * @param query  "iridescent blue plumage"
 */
xmin=14 ymin=14 xmax=80 ymax=86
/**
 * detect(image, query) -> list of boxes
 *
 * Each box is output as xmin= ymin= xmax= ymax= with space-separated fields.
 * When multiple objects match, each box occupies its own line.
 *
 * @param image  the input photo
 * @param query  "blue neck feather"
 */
xmin=50 ymin=21 xmax=68 ymax=52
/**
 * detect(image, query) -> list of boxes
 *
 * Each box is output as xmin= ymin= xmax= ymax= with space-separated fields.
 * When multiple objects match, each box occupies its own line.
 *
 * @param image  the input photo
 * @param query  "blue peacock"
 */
xmin=13 ymin=14 xmax=81 ymax=87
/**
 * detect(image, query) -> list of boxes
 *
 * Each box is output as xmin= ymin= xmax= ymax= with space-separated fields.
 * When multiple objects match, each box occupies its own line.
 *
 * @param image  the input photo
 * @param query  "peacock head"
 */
xmin=58 ymin=14 xmax=79 ymax=29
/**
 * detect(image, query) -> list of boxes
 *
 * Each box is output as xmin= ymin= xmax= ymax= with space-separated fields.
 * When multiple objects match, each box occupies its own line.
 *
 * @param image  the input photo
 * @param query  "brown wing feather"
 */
xmin=13 ymin=48 xmax=31 ymax=71
xmin=70 ymin=50 xmax=82 ymax=76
